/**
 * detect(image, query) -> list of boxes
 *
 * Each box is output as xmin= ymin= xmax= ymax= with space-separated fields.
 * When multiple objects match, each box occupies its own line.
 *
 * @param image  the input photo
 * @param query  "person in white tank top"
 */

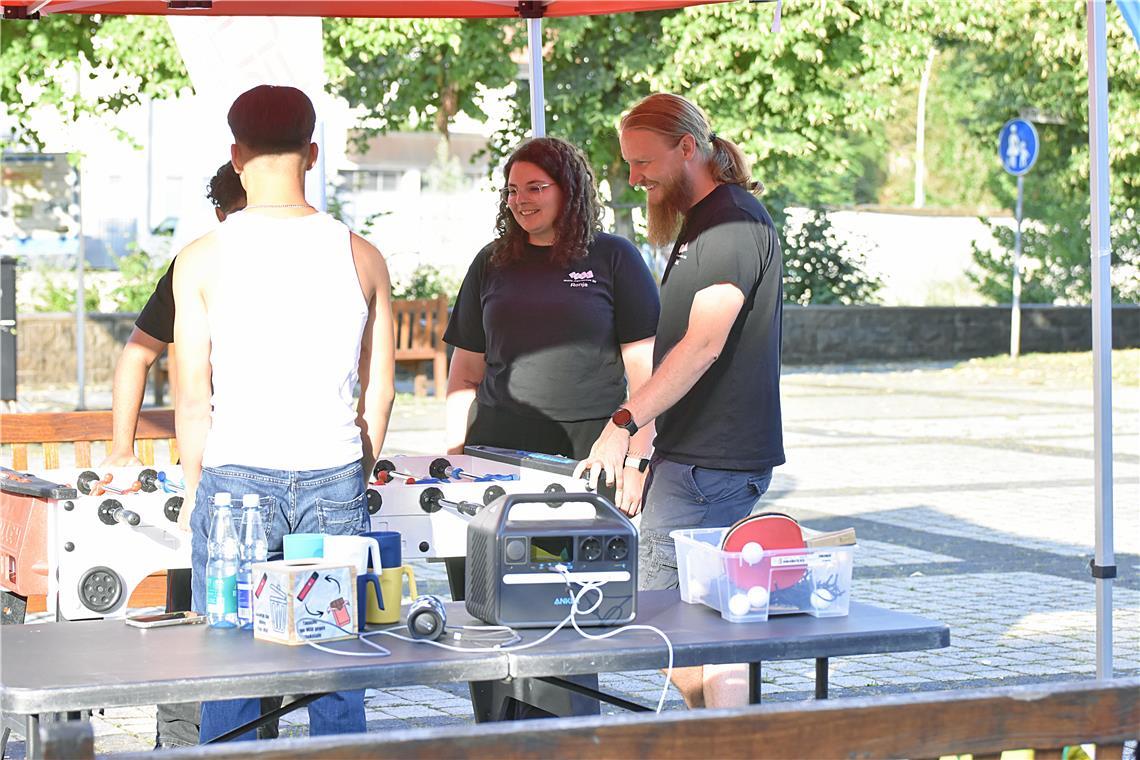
xmin=172 ymin=85 xmax=395 ymax=743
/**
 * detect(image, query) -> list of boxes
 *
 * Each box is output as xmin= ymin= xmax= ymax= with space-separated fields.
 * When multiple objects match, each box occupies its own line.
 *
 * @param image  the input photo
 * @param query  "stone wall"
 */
xmin=781 ymin=305 xmax=1140 ymax=364
xmin=12 ymin=306 xmax=1140 ymax=387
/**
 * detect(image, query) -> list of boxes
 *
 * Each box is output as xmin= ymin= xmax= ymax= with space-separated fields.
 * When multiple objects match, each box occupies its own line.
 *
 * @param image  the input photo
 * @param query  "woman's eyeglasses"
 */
xmin=501 ymin=182 xmax=555 ymax=202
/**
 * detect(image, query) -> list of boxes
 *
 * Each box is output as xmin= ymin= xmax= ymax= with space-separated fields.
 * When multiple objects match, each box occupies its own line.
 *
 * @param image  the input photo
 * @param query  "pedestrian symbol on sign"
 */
xmin=1005 ymin=125 xmax=1030 ymax=171
xmin=999 ymin=119 xmax=1039 ymax=177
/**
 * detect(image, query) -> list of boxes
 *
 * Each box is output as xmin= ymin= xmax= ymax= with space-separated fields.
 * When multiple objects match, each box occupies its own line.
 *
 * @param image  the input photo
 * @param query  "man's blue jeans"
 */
xmin=190 ymin=461 xmax=368 ymax=742
xmin=638 ymin=456 xmax=773 ymax=591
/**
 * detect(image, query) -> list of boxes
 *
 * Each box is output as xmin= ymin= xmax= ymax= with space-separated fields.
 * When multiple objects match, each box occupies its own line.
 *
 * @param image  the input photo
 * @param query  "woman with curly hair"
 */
xmin=444 ymin=136 xmax=659 ymax=517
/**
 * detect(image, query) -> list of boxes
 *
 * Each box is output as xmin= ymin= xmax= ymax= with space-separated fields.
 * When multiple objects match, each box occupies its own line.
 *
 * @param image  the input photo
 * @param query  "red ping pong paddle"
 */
xmin=720 ymin=512 xmax=807 ymax=591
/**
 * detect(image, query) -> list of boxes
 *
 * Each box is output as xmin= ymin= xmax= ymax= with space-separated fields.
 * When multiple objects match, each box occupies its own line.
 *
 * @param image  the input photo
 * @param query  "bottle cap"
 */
xmin=214 ymin=492 xmax=232 ymax=507
xmin=242 ymin=494 xmax=260 ymax=508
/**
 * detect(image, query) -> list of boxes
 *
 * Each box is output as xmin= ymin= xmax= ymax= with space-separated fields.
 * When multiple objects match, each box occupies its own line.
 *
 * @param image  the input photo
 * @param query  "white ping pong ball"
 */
xmin=741 ymin=542 xmax=765 ymax=565
xmin=747 ymin=586 xmax=769 ymax=609
xmin=810 ymin=588 xmax=835 ymax=610
xmin=728 ymin=593 xmax=751 ymax=617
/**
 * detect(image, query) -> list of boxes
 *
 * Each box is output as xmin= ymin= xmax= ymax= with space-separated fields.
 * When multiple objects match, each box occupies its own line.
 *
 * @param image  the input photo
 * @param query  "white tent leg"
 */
xmin=527 ymin=16 xmax=546 ymax=137
xmin=1086 ymin=0 xmax=1115 ymax=681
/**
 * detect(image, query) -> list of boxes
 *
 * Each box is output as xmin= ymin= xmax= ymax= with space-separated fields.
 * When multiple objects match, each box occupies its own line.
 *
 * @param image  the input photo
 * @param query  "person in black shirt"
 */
xmin=444 ymin=136 xmax=660 ymax=516
xmin=101 ymin=162 xmax=248 ymax=750
xmin=103 ymin=163 xmax=245 ymax=467
xmin=575 ymin=94 xmax=785 ymax=709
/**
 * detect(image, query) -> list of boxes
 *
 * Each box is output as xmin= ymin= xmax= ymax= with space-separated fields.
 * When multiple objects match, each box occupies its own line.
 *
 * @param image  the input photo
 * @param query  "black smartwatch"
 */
xmin=611 ymin=407 xmax=639 ymax=436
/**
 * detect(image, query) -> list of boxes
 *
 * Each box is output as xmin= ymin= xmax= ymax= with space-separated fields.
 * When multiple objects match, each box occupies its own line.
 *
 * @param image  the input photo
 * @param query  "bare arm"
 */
xmin=352 ymin=233 xmax=396 ymax=481
xmin=102 ymin=328 xmax=167 ymax=466
xmin=614 ymin=336 xmax=655 ymax=515
xmin=444 ymin=347 xmax=486 ymax=455
xmin=575 ymin=283 xmax=746 ymax=502
xmin=172 ymin=239 xmax=214 ymax=529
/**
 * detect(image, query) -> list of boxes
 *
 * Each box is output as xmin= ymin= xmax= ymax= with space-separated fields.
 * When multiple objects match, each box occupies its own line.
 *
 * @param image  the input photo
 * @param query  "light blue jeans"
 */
xmin=190 ymin=461 xmax=368 ymax=743
xmin=638 ymin=456 xmax=773 ymax=591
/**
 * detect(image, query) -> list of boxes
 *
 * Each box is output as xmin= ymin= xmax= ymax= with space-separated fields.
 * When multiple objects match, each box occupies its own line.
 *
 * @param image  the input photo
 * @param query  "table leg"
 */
xmin=748 ymin=662 xmax=762 ymax=705
xmin=815 ymin=657 xmax=829 ymax=699
xmin=24 ymin=714 xmax=40 ymax=759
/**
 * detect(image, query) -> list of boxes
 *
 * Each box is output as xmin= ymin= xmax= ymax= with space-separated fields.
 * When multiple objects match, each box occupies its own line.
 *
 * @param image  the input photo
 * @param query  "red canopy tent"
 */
xmin=0 ymin=0 xmax=1119 ymax=680
xmin=0 ymin=0 xmax=725 ymax=19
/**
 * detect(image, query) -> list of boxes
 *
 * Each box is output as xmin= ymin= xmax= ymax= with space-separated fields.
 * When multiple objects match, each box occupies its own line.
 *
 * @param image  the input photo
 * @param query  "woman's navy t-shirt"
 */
xmin=444 ymin=233 xmax=660 ymax=422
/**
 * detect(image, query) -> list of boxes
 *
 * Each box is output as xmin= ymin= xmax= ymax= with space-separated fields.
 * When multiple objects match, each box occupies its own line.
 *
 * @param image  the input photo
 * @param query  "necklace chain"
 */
xmin=243 ymin=203 xmax=313 ymax=210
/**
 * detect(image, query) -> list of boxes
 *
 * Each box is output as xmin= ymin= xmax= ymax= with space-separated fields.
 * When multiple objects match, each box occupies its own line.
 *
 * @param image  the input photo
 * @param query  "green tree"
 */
xmin=324 ymin=18 xmax=518 ymax=149
xmin=773 ymin=204 xmax=883 ymax=305
xmin=110 ymin=248 xmax=167 ymax=312
xmin=30 ymin=268 xmax=102 ymax=312
xmin=968 ymin=204 xmax=1140 ymax=305
xmin=1 ymin=15 xmax=190 ymax=149
xmin=655 ymin=1 xmax=933 ymax=206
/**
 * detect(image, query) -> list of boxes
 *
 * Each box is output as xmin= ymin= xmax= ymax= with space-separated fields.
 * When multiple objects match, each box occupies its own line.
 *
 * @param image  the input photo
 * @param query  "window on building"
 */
xmin=340 ymin=170 xmax=402 ymax=193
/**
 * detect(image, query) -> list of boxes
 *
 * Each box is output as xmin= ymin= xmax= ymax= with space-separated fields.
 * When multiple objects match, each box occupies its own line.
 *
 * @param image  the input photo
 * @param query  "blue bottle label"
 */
xmin=207 ymin=575 xmax=237 ymax=614
xmin=237 ymin=581 xmax=252 ymax=624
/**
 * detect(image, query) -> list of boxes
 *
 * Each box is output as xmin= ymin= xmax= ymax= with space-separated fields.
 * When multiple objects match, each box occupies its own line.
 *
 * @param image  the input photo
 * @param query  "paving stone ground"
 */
xmin=4 ymin=351 xmax=1138 ymax=756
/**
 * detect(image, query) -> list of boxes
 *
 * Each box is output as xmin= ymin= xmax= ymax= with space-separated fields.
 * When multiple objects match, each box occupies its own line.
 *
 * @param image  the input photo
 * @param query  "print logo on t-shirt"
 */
xmin=564 ymin=269 xmax=597 ymax=288
xmin=676 ymin=242 xmax=689 ymax=261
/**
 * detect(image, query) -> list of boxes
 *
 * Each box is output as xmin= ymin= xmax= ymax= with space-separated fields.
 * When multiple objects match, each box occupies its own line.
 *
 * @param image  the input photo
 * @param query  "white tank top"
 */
xmin=202 ymin=211 xmax=368 ymax=471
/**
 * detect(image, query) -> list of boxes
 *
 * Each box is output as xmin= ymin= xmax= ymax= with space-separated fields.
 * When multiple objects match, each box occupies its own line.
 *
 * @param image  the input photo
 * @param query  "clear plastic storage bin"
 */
xmin=671 ymin=527 xmax=854 ymax=623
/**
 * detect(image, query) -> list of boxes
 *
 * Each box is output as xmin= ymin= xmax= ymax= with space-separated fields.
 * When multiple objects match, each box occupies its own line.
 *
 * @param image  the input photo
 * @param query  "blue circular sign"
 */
xmin=999 ymin=119 xmax=1039 ymax=176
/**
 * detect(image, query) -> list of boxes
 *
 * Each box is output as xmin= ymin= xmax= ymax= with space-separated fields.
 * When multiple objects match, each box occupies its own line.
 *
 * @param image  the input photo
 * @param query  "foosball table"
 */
xmin=1 ymin=465 xmax=190 ymax=621
xmin=1 ymin=446 xmax=603 ymax=621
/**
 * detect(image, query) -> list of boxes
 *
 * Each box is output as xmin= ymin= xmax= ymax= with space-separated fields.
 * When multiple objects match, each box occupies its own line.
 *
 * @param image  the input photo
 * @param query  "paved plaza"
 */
xmin=4 ymin=351 xmax=1138 ymax=755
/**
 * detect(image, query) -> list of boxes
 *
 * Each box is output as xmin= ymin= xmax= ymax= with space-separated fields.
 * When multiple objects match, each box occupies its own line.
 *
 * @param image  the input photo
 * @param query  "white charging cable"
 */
xmin=295 ymin=617 xmax=393 ymax=658
xmin=554 ymin=566 xmax=675 ymax=714
xmin=298 ymin=568 xmax=676 ymax=713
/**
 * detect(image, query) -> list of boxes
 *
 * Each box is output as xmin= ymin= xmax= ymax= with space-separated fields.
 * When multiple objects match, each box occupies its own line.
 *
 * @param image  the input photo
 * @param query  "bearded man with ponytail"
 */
xmin=576 ymin=93 xmax=785 ymax=709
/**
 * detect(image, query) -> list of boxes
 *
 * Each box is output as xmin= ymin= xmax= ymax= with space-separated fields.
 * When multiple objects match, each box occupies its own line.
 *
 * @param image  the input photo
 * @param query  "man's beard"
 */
xmin=645 ymin=170 xmax=693 ymax=247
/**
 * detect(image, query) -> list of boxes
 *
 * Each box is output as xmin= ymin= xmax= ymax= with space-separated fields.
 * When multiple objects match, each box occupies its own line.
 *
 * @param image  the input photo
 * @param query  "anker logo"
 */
xmin=553 ymin=596 xmax=574 ymax=606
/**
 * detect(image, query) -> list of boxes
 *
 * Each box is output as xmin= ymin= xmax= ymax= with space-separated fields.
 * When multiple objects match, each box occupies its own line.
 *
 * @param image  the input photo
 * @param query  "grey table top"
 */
xmin=0 ymin=591 xmax=949 ymax=715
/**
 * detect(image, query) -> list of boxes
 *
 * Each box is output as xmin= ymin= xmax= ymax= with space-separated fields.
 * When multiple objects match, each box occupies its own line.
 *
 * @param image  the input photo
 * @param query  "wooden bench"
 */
xmin=392 ymin=295 xmax=448 ymax=398
xmin=2 ymin=409 xmax=179 ymax=614
xmin=38 ymin=677 xmax=1140 ymax=759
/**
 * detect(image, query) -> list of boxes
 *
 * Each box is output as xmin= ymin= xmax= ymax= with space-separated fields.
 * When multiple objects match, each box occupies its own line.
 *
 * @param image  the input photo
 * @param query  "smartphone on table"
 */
xmin=125 ymin=611 xmax=206 ymax=629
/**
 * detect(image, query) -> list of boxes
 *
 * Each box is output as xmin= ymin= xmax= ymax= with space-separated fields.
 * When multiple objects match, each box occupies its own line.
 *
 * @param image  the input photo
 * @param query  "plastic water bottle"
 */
xmin=205 ymin=493 xmax=239 ymax=628
xmin=237 ymin=494 xmax=268 ymax=630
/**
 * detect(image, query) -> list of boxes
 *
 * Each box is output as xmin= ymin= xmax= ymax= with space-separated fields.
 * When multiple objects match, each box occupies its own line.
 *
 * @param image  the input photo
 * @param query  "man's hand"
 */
xmin=177 ymin=489 xmax=194 ymax=533
xmin=573 ymin=422 xmax=631 ymax=505
xmin=100 ymin=451 xmax=142 ymax=467
xmin=618 ymin=464 xmax=647 ymax=517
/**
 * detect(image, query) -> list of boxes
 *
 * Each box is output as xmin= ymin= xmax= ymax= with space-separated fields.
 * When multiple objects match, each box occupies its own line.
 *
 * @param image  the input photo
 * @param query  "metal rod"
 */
xmin=815 ymin=657 xmax=829 ymax=699
xmin=534 ymin=677 xmax=652 ymax=713
xmin=748 ymin=661 xmax=762 ymax=704
xmin=1010 ymin=173 xmax=1023 ymax=358
xmin=204 ymin=692 xmax=326 ymax=744
xmin=1086 ymin=0 xmax=1115 ymax=681
xmin=527 ymin=17 xmax=545 ymax=137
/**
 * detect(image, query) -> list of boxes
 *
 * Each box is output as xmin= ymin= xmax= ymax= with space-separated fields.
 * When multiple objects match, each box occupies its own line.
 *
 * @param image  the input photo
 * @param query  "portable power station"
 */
xmin=465 ymin=492 xmax=637 ymax=628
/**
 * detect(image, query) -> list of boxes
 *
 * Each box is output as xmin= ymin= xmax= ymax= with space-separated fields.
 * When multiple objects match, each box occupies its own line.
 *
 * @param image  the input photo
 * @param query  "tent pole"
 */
xmin=1086 ymin=0 xmax=1114 ymax=681
xmin=527 ymin=16 xmax=546 ymax=137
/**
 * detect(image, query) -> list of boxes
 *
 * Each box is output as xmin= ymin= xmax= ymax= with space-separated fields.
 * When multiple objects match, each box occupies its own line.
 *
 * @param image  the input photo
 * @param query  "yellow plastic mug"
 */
xmin=366 ymin=565 xmax=417 ymax=625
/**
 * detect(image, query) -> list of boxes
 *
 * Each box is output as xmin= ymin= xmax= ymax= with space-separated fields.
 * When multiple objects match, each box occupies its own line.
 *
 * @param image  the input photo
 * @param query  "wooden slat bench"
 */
xmin=42 ymin=677 xmax=1140 ymax=759
xmin=2 ymin=409 xmax=179 ymax=614
xmin=392 ymin=295 xmax=448 ymax=398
